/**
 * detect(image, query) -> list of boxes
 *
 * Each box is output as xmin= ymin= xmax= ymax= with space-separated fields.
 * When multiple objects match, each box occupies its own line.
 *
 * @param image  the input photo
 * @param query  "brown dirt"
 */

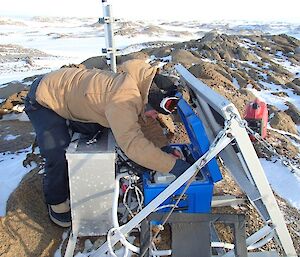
xmin=0 ymin=119 xmax=64 ymax=257
xmin=269 ymin=111 xmax=298 ymax=135
xmin=0 ymin=168 xmax=65 ymax=257
xmin=0 ymin=83 xmax=27 ymax=100
xmin=0 ymin=120 xmax=35 ymax=152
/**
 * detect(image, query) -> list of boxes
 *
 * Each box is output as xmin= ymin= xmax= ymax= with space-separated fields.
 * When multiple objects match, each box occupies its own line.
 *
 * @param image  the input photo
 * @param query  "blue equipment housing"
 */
xmin=143 ymin=98 xmax=222 ymax=213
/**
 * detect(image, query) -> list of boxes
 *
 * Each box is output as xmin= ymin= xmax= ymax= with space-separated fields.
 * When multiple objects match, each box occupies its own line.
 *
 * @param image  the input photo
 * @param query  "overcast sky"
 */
xmin=1 ymin=0 xmax=300 ymax=22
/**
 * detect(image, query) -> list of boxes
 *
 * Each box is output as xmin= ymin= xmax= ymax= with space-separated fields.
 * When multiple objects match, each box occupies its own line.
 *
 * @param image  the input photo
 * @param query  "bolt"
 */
xmin=227 ymin=133 xmax=233 ymax=138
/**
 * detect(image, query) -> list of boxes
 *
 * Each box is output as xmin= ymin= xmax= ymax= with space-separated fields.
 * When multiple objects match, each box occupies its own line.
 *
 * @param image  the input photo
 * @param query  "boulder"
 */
xmin=0 ymin=82 xmax=26 ymax=99
xmin=81 ymin=56 xmax=110 ymax=70
xmin=269 ymin=111 xmax=298 ymax=134
xmin=171 ymin=49 xmax=201 ymax=66
xmin=284 ymin=102 xmax=300 ymax=124
xmin=199 ymin=31 xmax=219 ymax=44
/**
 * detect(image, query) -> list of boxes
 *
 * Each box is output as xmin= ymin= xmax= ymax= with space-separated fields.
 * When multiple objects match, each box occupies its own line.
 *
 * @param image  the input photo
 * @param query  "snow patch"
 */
xmin=260 ymin=158 xmax=300 ymax=210
xmin=2 ymin=112 xmax=30 ymax=121
xmin=247 ymin=80 xmax=300 ymax=111
xmin=232 ymin=77 xmax=240 ymax=89
xmin=4 ymin=134 xmax=20 ymax=141
xmin=0 ymin=148 xmax=36 ymax=216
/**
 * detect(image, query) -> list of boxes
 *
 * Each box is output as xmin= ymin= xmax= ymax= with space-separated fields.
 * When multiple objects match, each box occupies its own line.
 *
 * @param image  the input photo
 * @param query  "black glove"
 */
xmin=169 ymin=159 xmax=191 ymax=178
xmin=161 ymin=145 xmax=175 ymax=154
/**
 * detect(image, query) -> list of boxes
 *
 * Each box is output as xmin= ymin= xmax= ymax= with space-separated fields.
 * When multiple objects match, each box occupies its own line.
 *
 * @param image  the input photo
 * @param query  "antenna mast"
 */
xmin=99 ymin=0 xmax=117 ymax=72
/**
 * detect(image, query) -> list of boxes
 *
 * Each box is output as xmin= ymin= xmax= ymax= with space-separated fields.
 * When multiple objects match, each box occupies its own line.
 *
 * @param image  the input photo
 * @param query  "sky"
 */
xmin=1 ymin=0 xmax=300 ymax=22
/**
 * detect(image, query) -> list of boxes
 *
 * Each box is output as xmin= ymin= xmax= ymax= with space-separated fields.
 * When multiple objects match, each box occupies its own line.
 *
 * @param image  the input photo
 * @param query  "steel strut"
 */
xmin=90 ymin=127 xmax=234 ymax=257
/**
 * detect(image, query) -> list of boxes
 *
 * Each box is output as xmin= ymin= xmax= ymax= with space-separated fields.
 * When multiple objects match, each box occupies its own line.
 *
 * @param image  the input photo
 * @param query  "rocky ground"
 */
xmin=0 ymin=32 xmax=300 ymax=256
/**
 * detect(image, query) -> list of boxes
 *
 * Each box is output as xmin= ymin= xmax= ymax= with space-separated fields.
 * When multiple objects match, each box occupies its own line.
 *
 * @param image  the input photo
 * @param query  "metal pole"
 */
xmin=101 ymin=0 xmax=117 ymax=72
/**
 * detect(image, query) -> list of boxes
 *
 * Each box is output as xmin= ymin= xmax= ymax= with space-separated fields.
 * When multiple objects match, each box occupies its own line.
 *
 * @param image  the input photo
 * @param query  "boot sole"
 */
xmin=48 ymin=206 xmax=72 ymax=228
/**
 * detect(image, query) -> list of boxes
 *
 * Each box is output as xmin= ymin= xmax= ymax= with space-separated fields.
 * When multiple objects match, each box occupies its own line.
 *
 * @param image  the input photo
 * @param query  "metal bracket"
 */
xmin=98 ymin=17 xmax=119 ymax=24
xmin=101 ymin=48 xmax=120 ymax=54
xmin=64 ymin=229 xmax=78 ymax=257
xmin=211 ymin=195 xmax=246 ymax=207
xmin=90 ymin=130 xmax=234 ymax=256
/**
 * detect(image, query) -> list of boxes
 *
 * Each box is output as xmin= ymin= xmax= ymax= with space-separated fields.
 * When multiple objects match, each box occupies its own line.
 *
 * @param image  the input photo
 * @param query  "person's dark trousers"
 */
xmin=25 ymin=75 xmax=103 ymax=205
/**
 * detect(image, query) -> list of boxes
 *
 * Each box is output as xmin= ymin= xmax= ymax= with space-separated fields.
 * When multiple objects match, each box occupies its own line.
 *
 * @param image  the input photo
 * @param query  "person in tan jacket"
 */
xmin=24 ymin=59 xmax=190 ymax=227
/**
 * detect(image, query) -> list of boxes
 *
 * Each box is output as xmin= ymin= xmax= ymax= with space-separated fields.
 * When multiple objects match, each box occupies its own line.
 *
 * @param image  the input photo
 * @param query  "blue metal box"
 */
xmin=143 ymin=98 xmax=222 ymax=213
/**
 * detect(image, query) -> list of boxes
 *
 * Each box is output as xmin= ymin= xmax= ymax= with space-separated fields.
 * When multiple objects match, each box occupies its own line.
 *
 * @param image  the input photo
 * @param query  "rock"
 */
xmin=24 ymin=56 xmax=34 ymax=66
xmin=239 ymin=88 xmax=256 ymax=100
xmin=22 ymin=74 xmax=42 ymax=83
xmin=60 ymin=63 xmax=85 ymax=69
xmin=142 ymin=25 xmax=165 ymax=35
xmin=267 ymin=73 xmax=291 ymax=85
xmin=295 ymin=47 xmax=300 ymax=54
xmin=271 ymin=91 xmax=289 ymax=97
xmin=269 ymin=62 xmax=293 ymax=78
xmin=0 ymin=82 xmax=26 ymax=99
xmin=171 ymin=49 xmax=201 ymax=66
xmin=284 ymin=102 xmax=300 ymax=124
xmin=80 ymin=56 xmax=110 ymax=70
xmin=199 ymin=30 xmax=219 ymax=44
xmin=231 ymin=71 xmax=248 ymax=88
xmin=285 ymin=81 xmax=300 ymax=95
xmin=292 ymin=78 xmax=300 ymax=86
xmin=188 ymin=63 xmax=213 ymax=80
xmin=147 ymin=47 xmax=172 ymax=58
xmin=269 ymin=111 xmax=298 ymax=134
xmin=118 ymin=51 xmax=149 ymax=64
xmin=0 ymin=120 xmax=34 ymax=152
xmin=237 ymin=47 xmax=260 ymax=62
xmin=0 ymin=90 xmax=28 ymax=114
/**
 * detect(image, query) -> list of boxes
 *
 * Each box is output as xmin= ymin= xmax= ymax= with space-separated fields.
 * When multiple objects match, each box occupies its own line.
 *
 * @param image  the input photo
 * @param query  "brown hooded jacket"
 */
xmin=35 ymin=59 xmax=176 ymax=172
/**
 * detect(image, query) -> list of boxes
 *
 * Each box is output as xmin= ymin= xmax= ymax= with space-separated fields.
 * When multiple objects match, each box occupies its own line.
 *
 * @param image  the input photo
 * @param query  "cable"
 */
xmin=123 ymin=185 xmax=135 ymax=218
xmin=154 ymin=204 xmax=177 ymax=212
xmin=107 ymin=228 xmax=118 ymax=257
xmin=134 ymin=185 xmax=144 ymax=212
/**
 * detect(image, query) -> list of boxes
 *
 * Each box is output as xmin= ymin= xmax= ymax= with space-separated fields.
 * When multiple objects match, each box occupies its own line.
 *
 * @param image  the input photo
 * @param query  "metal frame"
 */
xmin=175 ymin=64 xmax=297 ymax=257
xmin=79 ymin=64 xmax=297 ymax=256
xmin=141 ymin=213 xmax=248 ymax=257
xmin=90 ymin=128 xmax=234 ymax=256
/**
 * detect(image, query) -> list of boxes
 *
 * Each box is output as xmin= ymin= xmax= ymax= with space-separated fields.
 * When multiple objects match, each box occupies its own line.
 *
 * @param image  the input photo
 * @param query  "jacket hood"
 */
xmin=118 ymin=60 xmax=157 ymax=105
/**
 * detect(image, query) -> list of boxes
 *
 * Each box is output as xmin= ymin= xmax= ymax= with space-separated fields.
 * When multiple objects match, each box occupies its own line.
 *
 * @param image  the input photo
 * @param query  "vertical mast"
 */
xmin=100 ymin=0 xmax=117 ymax=72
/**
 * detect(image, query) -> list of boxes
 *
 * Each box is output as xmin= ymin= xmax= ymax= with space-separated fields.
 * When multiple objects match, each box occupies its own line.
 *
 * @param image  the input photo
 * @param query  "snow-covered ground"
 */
xmin=1 ymin=16 xmax=300 ymax=225
xmin=0 ymin=16 xmax=198 ymax=84
xmin=247 ymin=80 xmax=300 ymax=111
xmin=1 ymin=16 xmax=300 ymax=84
xmin=0 ymin=147 xmax=35 ymax=216
xmin=261 ymin=158 xmax=300 ymax=210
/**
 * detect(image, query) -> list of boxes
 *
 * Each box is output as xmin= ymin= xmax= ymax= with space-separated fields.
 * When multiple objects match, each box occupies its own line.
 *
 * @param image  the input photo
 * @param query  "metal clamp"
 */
xmin=98 ymin=17 xmax=115 ymax=24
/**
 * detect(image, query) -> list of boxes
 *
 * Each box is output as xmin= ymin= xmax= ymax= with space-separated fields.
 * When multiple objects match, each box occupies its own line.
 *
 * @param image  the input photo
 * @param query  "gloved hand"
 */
xmin=169 ymin=159 xmax=191 ymax=178
xmin=161 ymin=145 xmax=175 ymax=154
xmin=161 ymin=146 xmax=182 ymax=159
